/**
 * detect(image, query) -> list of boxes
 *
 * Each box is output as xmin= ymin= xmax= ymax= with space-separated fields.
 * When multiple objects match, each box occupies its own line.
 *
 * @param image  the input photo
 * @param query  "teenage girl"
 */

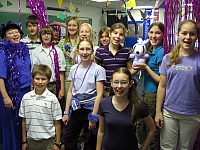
xmin=134 ymin=22 xmax=164 ymax=149
xmin=97 ymin=67 xmax=156 ymax=150
xmin=155 ymin=20 xmax=200 ymax=149
xmin=62 ymin=39 xmax=106 ymax=150
xmin=57 ymin=16 xmax=80 ymax=95
xmin=98 ymin=26 xmax=110 ymax=46
xmin=95 ymin=23 xmax=135 ymax=98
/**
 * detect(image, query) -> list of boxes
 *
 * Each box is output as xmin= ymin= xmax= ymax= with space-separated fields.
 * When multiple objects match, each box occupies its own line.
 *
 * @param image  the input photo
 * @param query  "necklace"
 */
xmin=73 ymin=61 xmax=92 ymax=91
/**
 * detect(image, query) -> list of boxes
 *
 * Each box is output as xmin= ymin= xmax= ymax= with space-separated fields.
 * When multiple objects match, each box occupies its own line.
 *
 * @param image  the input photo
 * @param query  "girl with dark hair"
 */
xmin=135 ymin=22 xmax=164 ymax=149
xmin=97 ymin=67 xmax=156 ymax=150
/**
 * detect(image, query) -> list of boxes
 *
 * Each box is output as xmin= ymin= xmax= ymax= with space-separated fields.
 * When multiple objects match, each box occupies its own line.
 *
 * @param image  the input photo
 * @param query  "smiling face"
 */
xmin=148 ymin=25 xmax=164 ymax=50
xmin=100 ymin=32 xmax=110 ymax=46
xmin=178 ymin=22 xmax=198 ymax=51
xmin=110 ymin=28 xmax=125 ymax=46
xmin=77 ymin=40 xmax=94 ymax=63
xmin=5 ymin=28 xmax=21 ymax=44
xmin=79 ymin=25 xmax=91 ymax=40
xmin=111 ymin=72 xmax=132 ymax=98
xmin=33 ymin=73 xmax=49 ymax=95
xmin=67 ymin=19 xmax=79 ymax=35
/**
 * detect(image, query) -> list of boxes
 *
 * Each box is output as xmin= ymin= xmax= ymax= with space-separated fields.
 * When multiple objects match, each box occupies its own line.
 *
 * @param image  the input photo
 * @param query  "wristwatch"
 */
xmin=64 ymin=111 xmax=69 ymax=115
xmin=55 ymin=142 xmax=62 ymax=148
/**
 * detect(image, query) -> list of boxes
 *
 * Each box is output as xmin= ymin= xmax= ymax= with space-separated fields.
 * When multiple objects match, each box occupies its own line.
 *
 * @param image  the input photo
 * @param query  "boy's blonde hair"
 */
xmin=32 ymin=64 xmax=52 ymax=81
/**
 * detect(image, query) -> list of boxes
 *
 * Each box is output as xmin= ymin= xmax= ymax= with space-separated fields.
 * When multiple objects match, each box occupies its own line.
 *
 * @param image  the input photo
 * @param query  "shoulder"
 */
xmin=22 ymin=90 xmax=35 ymax=99
xmin=100 ymin=96 xmax=112 ymax=106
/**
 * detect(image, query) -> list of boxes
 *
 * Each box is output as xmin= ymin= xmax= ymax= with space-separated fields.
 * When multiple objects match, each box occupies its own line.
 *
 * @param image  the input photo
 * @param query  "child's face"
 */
xmin=41 ymin=31 xmax=52 ymax=44
xmin=27 ymin=22 xmax=38 ymax=36
xmin=78 ymin=41 xmax=93 ymax=62
xmin=67 ymin=20 xmax=78 ymax=35
xmin=178 ymin=22 xmax=198 ymax=51
xmin=111 ymin=72 xmax=132 ymax=98
xmin=79 ymin=25 xmax=91 ymax=40
xmin=100 ymin=32 xmax=110 ymax=46
xmin=110 ymin=28 xmax=125 ymax=46
xmin=33 ymin=73 xmax=49 ymax=94
xmin=148 ymin=26 xmax=163 ymax=49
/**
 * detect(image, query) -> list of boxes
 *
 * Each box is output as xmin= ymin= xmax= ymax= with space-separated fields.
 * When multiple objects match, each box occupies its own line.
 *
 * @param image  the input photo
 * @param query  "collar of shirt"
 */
xmin=30 ymin=88 xmax=49 ymax=98
xmin=25 ymin=35 xmax=41 ymax=43
xmin=151 ymin=45 xmax=163 ymax=56
xmin=39 ymin=44 xmax=53 ymax=53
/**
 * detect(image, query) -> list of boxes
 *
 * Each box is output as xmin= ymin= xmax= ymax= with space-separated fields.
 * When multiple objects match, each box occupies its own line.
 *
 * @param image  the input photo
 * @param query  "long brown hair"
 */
xmin=98 ymin=26 xmax=110 ymax=46
xmin=146 ymin=22 xmax=164 ymax=54
xmin=110 ymin=67 xmax=141 ymax=126
xmin=167 ymin=20 xmax=199 ymax=67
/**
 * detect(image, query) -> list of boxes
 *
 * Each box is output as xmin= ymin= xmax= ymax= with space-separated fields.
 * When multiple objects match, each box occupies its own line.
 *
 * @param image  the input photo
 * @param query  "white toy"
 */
xmin=130 ymin=38 xmax=149 ymax=66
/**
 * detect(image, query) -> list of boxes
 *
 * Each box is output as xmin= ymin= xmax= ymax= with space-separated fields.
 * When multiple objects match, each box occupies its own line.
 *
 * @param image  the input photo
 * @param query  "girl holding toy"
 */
xmin=134 ymin=22 xmax=164 ymax=149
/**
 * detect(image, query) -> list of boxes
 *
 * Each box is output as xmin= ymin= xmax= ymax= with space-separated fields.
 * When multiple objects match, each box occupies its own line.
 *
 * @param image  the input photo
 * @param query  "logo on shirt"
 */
xmin=172 ymin=65 xmax=192 ymax=71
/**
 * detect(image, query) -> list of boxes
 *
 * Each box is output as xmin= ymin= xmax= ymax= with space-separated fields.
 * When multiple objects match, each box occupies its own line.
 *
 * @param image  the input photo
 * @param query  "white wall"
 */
xmin=0 ymin=0 xmax=106 ymax=43
xmin=0 ymin=0 xmax=164 ymax=43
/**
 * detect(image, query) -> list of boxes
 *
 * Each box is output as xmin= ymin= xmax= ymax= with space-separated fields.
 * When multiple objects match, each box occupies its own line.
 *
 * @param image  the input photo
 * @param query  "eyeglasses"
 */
xmin=112 ymin=81 xmax=129 ymax=87
xmin=41 ymin=32 xmax=51 ymax=36
xmin=79 ymin=47 xmax=93 ymax=51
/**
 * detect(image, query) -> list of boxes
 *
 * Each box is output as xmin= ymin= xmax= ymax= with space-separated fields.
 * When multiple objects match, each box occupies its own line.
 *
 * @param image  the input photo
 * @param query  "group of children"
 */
xmin=0 ymin=13 xmax=199 ymax=150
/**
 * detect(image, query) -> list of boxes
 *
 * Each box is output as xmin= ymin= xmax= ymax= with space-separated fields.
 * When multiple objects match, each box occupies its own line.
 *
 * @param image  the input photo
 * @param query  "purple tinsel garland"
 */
xmin=0 ymin=40 xmax=29 ymax=125
xmin=51 ymin=45 xmax=61 ymax=97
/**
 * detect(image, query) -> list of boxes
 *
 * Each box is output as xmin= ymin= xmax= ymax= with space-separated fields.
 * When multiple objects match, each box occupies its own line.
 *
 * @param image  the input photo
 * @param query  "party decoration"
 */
xmin=102 ymin=8 xmax=106 ymax=16
xmin=18 ymin=0 xmax=22 ymax=30
xmin=57 ymin=0 xmax=63 ymax=8
xmin=139 ymin=10 xmax=146 ymax=20
xmin=69 ymin=2 xmax=74 ymax=11
xmin=7 ymin=0 xmax=13 ymax=6
xmin=26 ymin=0 xmax=49 ymax=29
xmin=65 ymin=6 xmax=71 ymax=13
xmin=0 ymin=3 xmax=3 ymax=8
xmin=105 ymin=1 xmax=111 ymax=8
xmin=57 ymin=13 xmax=66 ymax=20
xmin=75 ymin=7 xmax=80 ymax=14
xmin=122 ymin=0 xmax=136 ymax=8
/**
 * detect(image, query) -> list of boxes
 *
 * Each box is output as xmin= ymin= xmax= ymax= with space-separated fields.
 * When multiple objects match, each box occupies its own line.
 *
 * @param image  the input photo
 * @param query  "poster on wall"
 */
xmin=143 ymin=9 xmax=151 ymax=40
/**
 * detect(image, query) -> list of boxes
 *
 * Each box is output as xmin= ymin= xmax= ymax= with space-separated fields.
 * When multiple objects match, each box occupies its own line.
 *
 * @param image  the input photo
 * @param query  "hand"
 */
xmin=62 ymin=115 xmax=69 ymax=126
xmin=66 ymin=51 xmax=72 ymax=59
xmin=53 ymin=144 xmax=60 ymax=150
xmin=22 ymin=143 xmax=28 ymax=150
xmin=88 ymin=120 xmax=96 ymax=130
xmin=155 ymin=112 xmax=164 ymax=129
xmin=133 ymin=64 xmax=147 ymax=71
xmin=50 ymin=21 xmax=61 ymax=26
xmin=3 ymin=96 xmax=13 ymax=109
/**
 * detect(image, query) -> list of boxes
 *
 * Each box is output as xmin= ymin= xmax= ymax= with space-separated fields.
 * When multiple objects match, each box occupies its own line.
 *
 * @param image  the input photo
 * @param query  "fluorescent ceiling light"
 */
xmin=132 ymin=6 xmax=154 ymax=9
xmin=91 ymin=0 xmax=120 ymax=1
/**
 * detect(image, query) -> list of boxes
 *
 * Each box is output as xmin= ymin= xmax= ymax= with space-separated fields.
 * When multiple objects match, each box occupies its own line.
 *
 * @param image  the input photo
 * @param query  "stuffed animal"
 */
xmin=130 ymin=38 xmax=149 ymax=66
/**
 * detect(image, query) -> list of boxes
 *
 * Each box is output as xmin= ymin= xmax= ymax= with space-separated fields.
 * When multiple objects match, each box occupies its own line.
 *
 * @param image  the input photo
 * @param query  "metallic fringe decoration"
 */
xmin=164 ymin=0 xmax=200 ymax=54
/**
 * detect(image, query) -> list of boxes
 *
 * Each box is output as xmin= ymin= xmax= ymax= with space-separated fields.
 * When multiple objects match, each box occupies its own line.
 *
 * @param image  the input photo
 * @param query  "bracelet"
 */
xmin=22 ymin=141 xmax=28 ymax=144
xmin=88 ymin=112 xmax=99 ymax=122
xmin=55 ymin=142 xmax=62 ymax=148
